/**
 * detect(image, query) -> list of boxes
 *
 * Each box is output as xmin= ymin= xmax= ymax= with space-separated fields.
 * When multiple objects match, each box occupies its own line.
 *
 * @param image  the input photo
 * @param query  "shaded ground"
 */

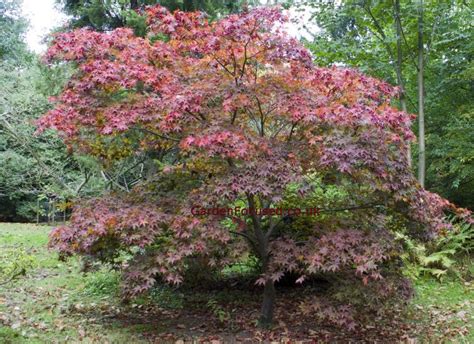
xmin=0 ymin=223 xmax=472 ymax=343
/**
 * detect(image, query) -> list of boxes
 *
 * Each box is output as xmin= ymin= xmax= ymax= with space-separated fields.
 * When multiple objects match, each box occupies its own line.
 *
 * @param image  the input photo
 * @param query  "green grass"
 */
xmin=0 ymin=223 xmax=49 ymax=246
xmin=0 ymin=223 xmax=472 ymax=342
xmin=411 ymin=278 xmax=474 ymax=342
xmin=415 ymin=279 xmax=473 ymax=308
xmin=0 ymin=223 xmax=147 ymax=343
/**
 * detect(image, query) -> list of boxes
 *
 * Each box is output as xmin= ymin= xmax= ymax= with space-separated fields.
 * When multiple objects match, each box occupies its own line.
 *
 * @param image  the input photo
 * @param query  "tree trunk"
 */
xmin=260 ymin=278 xmax=276 ymax=328
xmin=47 ymin=201 xmax=51 ymax=225
xmin=256 ymin=240 xmax=276 ymax=328
xmin=36 ymin=198 xmax=40 ymax=224
xmin=246 ymin=194 xmax=276 ymax=328
xmin=393 ymin=0 xmax=411 ymax=167
xmin=417 ymin=0 xmax=426 ymax=187
xmin=257 ymin=248 xmax=276 ymax=327
xmin=52 ymin=201 xmax=55 ymax=225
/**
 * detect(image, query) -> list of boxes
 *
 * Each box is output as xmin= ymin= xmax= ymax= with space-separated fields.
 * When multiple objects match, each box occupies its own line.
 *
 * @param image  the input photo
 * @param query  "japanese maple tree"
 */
xmin=39 ymin=5 xmax=469 ymax=327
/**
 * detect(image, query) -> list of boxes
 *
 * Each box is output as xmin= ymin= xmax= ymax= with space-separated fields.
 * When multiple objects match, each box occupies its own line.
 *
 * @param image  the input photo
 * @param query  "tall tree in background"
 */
xmin=0 ymin=0 xmax=47 ymax=220
xmin=417 ymin=0 xmax=425 ymax=187
xmin=57 ymin=0 xmax=256 ymax=32
xmin=0 ymin=0 xmax=106 ymax=221
xmin=302 ymin=0 xmax=473 ymax=209
xmin=424 ymin=2 xmax=473 ymax=208
xmin=393 ymin=0 xmax=410 ymax=166
xmin=0 ymin=0 xmax=29 ymax=63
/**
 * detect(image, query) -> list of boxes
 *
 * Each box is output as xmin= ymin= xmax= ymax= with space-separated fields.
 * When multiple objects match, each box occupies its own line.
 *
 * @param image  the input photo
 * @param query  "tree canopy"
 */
xmin=40 ymin=5 xmax=470 ymax=326
xmin=301 ymin=0 xmax=474 ymax=209
xmin=57 ymin=0 xmax=258 ymax=33
xmin=0 ymin=0 xmax=105 ymax=221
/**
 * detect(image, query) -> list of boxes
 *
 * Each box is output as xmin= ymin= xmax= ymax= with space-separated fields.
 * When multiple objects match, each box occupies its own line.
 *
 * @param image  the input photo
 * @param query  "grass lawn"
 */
xmin=0 ymin=223 xmax=472 ymax=343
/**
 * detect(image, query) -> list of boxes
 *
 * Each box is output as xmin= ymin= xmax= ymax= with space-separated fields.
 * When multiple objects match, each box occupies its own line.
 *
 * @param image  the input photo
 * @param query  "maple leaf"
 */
xmin=40 ymin=4 xmax=472 ymax=329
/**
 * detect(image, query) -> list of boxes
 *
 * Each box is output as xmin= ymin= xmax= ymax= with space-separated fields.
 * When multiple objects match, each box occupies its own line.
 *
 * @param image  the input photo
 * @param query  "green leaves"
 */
xmin=395 ymin=219 xmax=473 ymax=281
xmin=0 ymin=247 xmax=37 ymax=286
xmin=302 ymin=0 xmax=474 ymax=210
xmin=0 ymin=0 xmax=31 ymax=64
xmin=59 ymin=0 xmax=253 ymax=33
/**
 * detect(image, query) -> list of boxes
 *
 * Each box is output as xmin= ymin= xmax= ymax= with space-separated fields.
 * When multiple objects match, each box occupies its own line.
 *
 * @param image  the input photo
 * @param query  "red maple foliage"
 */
xmin=40 ymin=5 xmax=470 ymax=327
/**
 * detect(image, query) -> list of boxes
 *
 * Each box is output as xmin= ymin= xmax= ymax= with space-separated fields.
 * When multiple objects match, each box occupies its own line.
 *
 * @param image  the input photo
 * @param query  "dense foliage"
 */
xmin=40 ymin=5 xmax=471 ymax=327
xmin=301 ymin=0 xmax=474 ymax=209
xmin=57 ymin=0 xmax=260 ymax=34
xmin=0 ymin=0 xmax=59 ymax=220
xmin=0 ymin=0 xmax=105 ymax=221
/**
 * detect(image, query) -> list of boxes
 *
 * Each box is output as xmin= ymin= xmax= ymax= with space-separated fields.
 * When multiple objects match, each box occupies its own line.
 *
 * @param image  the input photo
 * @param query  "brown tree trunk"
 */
xmin=260 ymin=277 xmax=276 ymax=328
xmin=246 ymin=194 xmax=276 ymax=328
xmin=257 ymin=247 xmax=276 ymax=327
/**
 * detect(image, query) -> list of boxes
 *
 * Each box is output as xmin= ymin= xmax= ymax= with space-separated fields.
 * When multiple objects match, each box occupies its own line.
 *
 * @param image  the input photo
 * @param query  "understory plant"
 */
xmin=396 ymin=219 xmax=473 ymax=280
xmin=40 ymin=5 xmax=471 ymax=327
xmin=0 ymin=247 xmax=36 ymax=285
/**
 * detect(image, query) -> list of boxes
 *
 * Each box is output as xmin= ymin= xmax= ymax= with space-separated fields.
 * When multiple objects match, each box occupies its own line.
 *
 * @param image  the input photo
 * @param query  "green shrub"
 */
xmin=83 ymin=270 xmax=120 ymax=297
xmin=396 ymin=220 xmax=473 ymax=280
xmin=437 ymin=220 xmax=474 ymax=254
xmin=207 ymin=298 xmax=231 ymax=323
xmin=0 ymin=247 xmax=36 ymax=285
xmin=0 ymin=326 xmax=23 ymax=343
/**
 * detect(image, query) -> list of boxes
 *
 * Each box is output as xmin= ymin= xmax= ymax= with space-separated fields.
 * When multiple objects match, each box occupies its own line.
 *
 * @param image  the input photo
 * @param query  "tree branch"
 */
xmin=132 ymin=126 xmax=181 ymax=142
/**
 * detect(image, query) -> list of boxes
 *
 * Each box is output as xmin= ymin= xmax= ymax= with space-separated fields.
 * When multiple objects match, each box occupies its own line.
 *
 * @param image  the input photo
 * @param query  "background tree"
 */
xmin=41 ymin=5 xmax=468 ymax=327
xmin=0 ymin=0 xmax=47 ymax=220
xmin=57 ymin=0 xmax=258 ymax=34
xmin=0 ymin=0 xmax=29 ymax=62
xmin=1 ymin=0 xmax=224 ymax=221
xmin=301 ymin=0 xmax=473 ymax=209
xmin=0 ymin=0 xmax=105 ymax=221
xmin=417 ymin=0 xmax=425 ymax=187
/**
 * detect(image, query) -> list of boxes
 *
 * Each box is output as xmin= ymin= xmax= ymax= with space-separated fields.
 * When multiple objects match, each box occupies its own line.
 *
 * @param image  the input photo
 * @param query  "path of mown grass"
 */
xmin=0 ymin=223 xmax=472 ymax=343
